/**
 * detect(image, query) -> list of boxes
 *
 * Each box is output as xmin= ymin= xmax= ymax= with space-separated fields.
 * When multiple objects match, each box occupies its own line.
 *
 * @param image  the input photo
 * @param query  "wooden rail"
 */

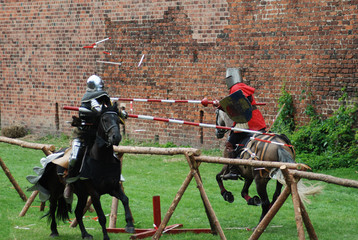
xmin=1 ymin=137 xmax=358 ymax=239
xmin=110 ymin=147 xmax=358 ymax=240
xmin=0 ymin=136 xmax=55 ymax=152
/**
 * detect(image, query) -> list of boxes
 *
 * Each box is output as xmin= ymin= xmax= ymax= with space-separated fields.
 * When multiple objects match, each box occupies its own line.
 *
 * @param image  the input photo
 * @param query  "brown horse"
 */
xmin=215 ymin=109 xmax=320 ymax=224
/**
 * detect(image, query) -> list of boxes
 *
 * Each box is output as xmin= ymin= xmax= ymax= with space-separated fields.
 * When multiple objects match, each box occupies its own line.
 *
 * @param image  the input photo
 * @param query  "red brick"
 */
xmin=1 ymin=1 xmax=356 ymax=149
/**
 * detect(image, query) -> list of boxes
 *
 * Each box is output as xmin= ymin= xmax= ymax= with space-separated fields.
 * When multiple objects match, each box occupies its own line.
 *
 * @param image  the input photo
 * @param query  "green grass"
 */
xmin=0 ymin=139 xmax=358 ymax=240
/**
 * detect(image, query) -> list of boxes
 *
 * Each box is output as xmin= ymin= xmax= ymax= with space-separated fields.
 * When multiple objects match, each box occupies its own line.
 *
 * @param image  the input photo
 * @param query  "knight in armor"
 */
xmin=63 ymin=75 xmax=127 ymax=200
xmin=214 ymin=69 xmax=267 ymax=180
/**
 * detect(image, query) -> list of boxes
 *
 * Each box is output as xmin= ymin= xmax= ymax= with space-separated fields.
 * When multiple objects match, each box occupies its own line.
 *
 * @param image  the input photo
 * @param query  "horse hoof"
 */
xmin=222 ymin=191 xmax=234 ymax=203
xmin=252 ymin=196 xmax=262 ymax=206
xmin=82 ymin=234 xmax=93 ymax=240
xmin=50 ymin=233 xmax=59 ymax=238
xmin=125 ymin=226 xmax=135 ymax=234
xmin=124 ymin=224 xmax=135 ymax=233
xmin=247 ymin=196 xmax=261 ymax=206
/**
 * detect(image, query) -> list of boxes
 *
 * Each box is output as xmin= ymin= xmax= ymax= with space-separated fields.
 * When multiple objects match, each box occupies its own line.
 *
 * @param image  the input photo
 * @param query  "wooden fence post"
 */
xmin=109 ymin=197 xmax=119 ymax=228
xmin=281 ymin=166 xmax=305 ymax=239
xmin=0 ymin=157 xmax=27 ymax=201
xmin=300 ymin=198 xmax=318 ymax=240
xmin=186 ymin=153 xmax=225 ymax=239
xmin=249 ymin=186 xmax=291 ymax=240
xmin=152 ymin=169 xmax=194 ymax=239
xmin=19 ymin=191 xmax=39 ymax=217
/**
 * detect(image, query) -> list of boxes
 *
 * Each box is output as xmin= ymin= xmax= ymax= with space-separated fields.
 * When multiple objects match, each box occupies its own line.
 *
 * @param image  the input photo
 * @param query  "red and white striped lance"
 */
xmin=63 ymin=106 xmax=294 ymax=148
xmin=111 ymin=97 xmax=266 ymax=107
xmin=63 ymin=106 xmax=91 ymax=113
xmin=64 ymin=105 xmax=265 ymax=134
xmin=111 ymin=97 xmax=214 ymax=107
xmin=127 ymin=114 xmax=282 ymax=138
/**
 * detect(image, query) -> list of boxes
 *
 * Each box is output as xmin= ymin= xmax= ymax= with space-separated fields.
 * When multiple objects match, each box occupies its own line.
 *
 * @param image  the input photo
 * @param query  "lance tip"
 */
xmin=201 ymin=97 xmax=209 ymax=107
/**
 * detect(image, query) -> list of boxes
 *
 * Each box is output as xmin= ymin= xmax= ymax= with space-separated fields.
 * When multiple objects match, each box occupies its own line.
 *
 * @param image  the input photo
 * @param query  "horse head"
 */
xmin=215 ymin=108 xmax=234 ymax=139
xmin=97 ymin=102 xmax=122 ymax=147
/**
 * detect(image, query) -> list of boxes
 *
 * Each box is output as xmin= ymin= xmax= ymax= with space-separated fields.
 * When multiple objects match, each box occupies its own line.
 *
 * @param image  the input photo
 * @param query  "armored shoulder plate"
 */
xmin=81 ymin=90 xmax=110 ymax=103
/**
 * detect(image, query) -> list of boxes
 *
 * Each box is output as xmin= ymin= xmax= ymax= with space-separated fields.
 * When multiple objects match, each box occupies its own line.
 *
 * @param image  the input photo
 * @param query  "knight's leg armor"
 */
xmin=222 ymin=135 xmax=241 ymax=180
xmin=66 ymin=138 xmax=82 ymax=183
xmin=64 ymin=139 xmax=82 ymax=202
xmin=69 ymin=138 xmax=81 ymax=168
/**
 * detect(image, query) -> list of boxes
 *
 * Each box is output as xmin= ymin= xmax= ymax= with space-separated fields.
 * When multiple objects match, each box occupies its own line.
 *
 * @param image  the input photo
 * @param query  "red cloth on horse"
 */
xmin=229 ymin=83 xmax=266 ymax=131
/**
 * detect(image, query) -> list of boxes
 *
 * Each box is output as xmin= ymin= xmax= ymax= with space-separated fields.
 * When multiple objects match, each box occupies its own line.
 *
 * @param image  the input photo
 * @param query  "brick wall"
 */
xmin=1 ymin=1 xmax=357 ymax=149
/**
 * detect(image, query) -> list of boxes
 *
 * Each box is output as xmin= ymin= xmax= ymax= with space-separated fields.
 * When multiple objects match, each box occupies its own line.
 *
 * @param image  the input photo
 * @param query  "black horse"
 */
xmin=27 ymin=103 xmax=134 ymax=240
xmin=214 ymin=109 xmax=320 ymax=224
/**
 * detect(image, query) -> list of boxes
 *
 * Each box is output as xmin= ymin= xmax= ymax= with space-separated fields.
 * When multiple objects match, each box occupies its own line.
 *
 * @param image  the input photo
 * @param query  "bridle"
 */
xmin=98 ymin=111 xmax=120 ymax=146
xmin=100 ymin=111 xmax=119 ymax=134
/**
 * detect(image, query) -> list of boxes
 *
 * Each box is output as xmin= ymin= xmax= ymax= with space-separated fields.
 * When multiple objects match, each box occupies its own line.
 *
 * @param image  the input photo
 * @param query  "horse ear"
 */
xmin=112 ymin=101 xmax=118 ymax=110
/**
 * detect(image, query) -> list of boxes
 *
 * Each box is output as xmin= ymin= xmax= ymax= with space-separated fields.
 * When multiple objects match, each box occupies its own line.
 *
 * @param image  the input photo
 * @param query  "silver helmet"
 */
xmin=87 ymin=75 xmax=104 ymax=91
xmin=225 ymin=68 xmax=243 ymax=89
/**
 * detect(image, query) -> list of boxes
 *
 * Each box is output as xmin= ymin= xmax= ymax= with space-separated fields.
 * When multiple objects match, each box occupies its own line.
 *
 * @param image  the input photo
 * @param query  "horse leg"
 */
xmin=271 ymin=181 xmax=283 ymax=207
xmin=74 ymin=191 xmax=93 ymax=239
xmin=90 ymin=192 xmax=111 ymax=240
xmin=112 ymin=183 xmax=135 ymax=233
xmin=216 ymin=165 xmax=234 ymax=203
xmin=49 ymin=196 xmax=59 ymax=237
xmin=255 ymin=177 xmax=270 ymax=223
xmin=242 ymin=178 xmax=262 ymax=206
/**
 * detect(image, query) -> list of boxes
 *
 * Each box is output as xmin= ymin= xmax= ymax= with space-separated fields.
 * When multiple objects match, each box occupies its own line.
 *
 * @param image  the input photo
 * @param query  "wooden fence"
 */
xmin=1 ymin=136 xmax=358 ymax=240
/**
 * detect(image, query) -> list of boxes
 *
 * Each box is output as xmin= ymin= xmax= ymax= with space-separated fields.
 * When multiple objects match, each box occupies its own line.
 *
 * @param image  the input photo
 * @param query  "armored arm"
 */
xmin=91 ymin=99 xmax=102 ymax=113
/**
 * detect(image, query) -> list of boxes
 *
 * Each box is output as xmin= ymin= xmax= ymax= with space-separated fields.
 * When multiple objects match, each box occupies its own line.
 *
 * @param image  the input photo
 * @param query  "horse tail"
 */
xmin=42 ymin=197 xmax=70 ymax=223
xmin=56 ymin=197 xmax=71 ymax=222
xmin=40 ymin=163 xmax=71 ymax=223
xmin=271 ymin=147 xmax=323 ymax=204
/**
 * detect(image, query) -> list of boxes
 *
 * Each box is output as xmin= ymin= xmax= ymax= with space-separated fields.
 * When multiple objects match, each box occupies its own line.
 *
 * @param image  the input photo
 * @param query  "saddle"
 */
xmin=52 ymin=147 xmax=72 ymax=169
xmin=239 ymin=134 xmax=291 ymax=178
xmin=233 ymin=134 xmax=252 ymax=157
xmin=52 ymin=146 xmax=125 ymax=184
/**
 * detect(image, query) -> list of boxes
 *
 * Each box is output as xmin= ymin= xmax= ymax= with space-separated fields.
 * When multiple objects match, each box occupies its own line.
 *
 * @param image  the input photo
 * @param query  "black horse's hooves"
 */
xmin=50 ymin=233 xmax=59 ymax=238
xmin=82 ymin=234 xmax=93 ymax=240
xmin=125 ymin=226 xmax=135 ymax=234
xmin=222 ymin=191 xmax=234 ymax=203
xmin=247 ymin=196 xmax=261 ymax=206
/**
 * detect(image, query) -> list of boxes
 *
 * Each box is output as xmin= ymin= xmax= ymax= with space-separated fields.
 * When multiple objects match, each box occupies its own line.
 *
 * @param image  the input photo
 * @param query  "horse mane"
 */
xmin=217 ymin=109 xmax=234 ymax=127
xmin=277 ymin=133 xmax=292 ymax=145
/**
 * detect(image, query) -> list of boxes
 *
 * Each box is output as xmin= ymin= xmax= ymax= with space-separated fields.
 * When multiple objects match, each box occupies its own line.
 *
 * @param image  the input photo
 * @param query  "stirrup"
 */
xmin=64 ymin=184 xmax=73 ymax=200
